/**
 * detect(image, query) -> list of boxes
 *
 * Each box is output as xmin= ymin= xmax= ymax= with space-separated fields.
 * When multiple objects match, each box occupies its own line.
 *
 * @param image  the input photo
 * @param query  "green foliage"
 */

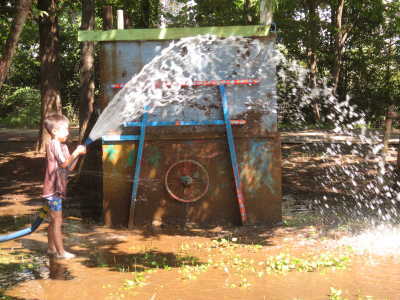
xmin=0 ymin=86 xmax=41 ymax=128
xmin=3 ymin=5 xmax=40 ymax=89
xmin=58 ymin=6 xmax=82 ymax=114
xmin=329 ymin=288 xmax=347 ymax=300
xmin=0 ymin=1 xmax=17 ymax=52
xmin=341 ymin=0 xmax=398 ymax=121
xmin=96 ymin=0 xmax=162 ymax=28
xmin=1 ymin=0 xmax=399 ymax=129
xmin=264 ymin=252 xmax=350 ymax=273
xmin=123 ymin=272 xmax=147 ymax=288
xmin=274 ymin=0 xmax=400 ymax=125
xmin=162 ymin=0 xmax=260 ymax=27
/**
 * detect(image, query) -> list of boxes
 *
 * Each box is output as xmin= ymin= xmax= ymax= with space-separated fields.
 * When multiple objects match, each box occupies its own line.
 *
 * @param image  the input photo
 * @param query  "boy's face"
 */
xmin=52 ymin=123 xmax=69 ymax=142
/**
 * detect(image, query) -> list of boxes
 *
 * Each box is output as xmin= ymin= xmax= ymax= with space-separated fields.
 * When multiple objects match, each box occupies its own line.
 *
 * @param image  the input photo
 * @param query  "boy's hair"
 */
xmin=44 ymin=114 xmax=69 ymax=135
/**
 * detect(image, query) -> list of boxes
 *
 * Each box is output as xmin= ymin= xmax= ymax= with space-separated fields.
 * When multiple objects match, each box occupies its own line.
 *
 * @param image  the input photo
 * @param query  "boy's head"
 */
xmin=44 ymin=114 xmax=70 ymax=142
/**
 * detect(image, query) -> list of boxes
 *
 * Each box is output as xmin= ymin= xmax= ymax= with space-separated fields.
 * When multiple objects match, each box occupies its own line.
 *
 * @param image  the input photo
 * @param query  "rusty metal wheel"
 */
xmin=165 ymin=160 xmax=209 ymax=203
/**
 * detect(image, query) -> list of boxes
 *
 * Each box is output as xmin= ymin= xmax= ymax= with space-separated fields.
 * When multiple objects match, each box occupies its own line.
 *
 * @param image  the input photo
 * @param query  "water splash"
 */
xmin=279 ymin=46 xmax=400 ymax=246
xmin=338 ymin=225 xmax=400 ymax=255
xmin=89 ymin=35 xmax=280 ymax=142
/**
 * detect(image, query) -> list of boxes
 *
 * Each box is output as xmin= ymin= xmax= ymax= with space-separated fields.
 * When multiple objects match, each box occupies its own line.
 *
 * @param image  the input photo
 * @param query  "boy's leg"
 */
xmin=47 ymin=196 xmax=75 ymax=259
xmin=47 ymin=220 xmax=57 ymax=253
xmin=47 ymin=196 xmax=65 ymax=255
xmin=49 ymin=210 xmax=65 ymax=255
xmin=45 ymin=196 xmax=57 ymax=254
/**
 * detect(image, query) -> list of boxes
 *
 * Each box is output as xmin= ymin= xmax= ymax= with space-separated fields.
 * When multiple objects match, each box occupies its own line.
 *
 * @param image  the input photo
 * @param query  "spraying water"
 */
xmin=278 ymin=47 xmax=400 ymax=254
xmin=88 ymin=35 xmax=280 ymax=142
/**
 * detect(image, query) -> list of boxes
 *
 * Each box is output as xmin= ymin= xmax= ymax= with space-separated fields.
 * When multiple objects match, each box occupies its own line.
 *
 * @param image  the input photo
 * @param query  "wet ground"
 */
xmin=1 ymin=139 xmax=400 ymax=299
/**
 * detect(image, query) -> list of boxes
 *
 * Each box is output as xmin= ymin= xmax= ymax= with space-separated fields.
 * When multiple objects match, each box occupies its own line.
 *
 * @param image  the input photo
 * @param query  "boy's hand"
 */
xmin=67 ymin=145 xmax=86 ymax=171
xmin=75 ymin=145 xmax=87 ymax=156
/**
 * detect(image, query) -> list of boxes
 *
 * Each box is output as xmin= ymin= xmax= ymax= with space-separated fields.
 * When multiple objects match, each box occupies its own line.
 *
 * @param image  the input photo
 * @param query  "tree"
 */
xmin=343 ymin=0 xmax=395 ymax=120
xmin=79 ymin=0 xmax=95 ymax=143
xmin=305 ymin=0 xmax=324 ymax=121
xmin=1 ymin=0 xmax=397 ymax=132
xmin=36 ymin=0 xmax=62 ymax=152
xmin=331 ymin=0 xmax=346 ymax=96
xmin=260 ymin=0 xmax=274 ymax=25
xmin=120 ymin=0 xmax=161 ymax=28
xmin=0 ymin=0 xmax=32 ymax=90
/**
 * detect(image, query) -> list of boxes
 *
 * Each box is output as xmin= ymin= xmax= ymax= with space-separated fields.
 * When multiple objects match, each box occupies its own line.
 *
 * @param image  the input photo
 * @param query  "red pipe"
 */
xmin=111 ymin=79 xmax=260 ymax=89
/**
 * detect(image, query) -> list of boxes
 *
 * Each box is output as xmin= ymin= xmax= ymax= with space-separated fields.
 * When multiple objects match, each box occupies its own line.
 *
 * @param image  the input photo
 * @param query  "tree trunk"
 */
xmin=102 ymin=6 xmax=113 ymax=30
xmin=140 ymin=0 xmax=151 ymax=28
xmin=79 ymin=0 xmax=95 ymax=143
xmin=332 ymin=0 xmax=345 ymax=96
xmin=74 ymin=0 xmax=101 ymax=219
xmin=306 ymin=0 xmax=320 ymax=122
xmin=260 ymin=0 xmax=273 ymax=25
xmin=243 ymin=0 xmax=251 ymax=24
xmin=36 ymin=0 xmax=62 ymax=152
xmin=383 ymin=105 xmax=394 ymax=158
xmin=0 ymin=0 xmax=32 ymax=90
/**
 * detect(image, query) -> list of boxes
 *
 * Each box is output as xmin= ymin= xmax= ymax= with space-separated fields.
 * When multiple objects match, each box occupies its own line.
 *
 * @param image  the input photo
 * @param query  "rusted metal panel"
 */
xmin=100 ymin=35 xmax=281 ymax=227
xmin=239 ymin=136 xmax=282 ymax=224
xmin=102 ymin=130 xmax=281 ymax=226
xmin=102 ymin=143 xmax=137 ymax=226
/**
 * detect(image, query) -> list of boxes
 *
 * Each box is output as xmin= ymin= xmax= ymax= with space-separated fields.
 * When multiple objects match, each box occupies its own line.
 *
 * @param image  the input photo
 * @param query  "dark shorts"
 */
xmin=45 ymin=195 xmax=62 ymax=211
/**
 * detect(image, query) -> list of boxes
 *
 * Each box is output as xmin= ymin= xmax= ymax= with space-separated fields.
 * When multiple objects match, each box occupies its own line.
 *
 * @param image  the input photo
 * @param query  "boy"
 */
xmin=42 ymin=114 xmax=86 ymax=259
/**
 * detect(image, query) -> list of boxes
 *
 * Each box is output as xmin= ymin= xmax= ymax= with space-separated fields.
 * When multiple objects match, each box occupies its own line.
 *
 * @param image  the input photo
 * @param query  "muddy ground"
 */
xmin=1 ymin=139 xmax=400 ymax=300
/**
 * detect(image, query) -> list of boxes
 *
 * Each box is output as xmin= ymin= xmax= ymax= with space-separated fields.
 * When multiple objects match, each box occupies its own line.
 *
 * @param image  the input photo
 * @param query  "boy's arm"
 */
xmin=67 ymin=154 xmax=81 ymax=171
xmin=59 ymin=145 xmax=86 ymax=170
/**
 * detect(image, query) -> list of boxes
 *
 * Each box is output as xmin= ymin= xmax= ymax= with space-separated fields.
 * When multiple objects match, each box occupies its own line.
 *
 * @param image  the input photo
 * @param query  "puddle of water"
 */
xmin=0 ymin=254 xmax=73 ymax=292
xmin=47 ymin=257 xmax=74 ymax=281
xmin=3 ymin=229 xmax=400 ymax=300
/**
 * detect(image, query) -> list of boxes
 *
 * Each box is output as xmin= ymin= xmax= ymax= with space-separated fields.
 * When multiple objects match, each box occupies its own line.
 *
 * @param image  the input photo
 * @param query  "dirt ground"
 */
xmin=1 ymin=138 xmax=400 ymax=300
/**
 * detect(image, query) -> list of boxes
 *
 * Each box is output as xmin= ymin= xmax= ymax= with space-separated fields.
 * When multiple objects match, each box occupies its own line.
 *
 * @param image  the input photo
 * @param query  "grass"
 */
xmin=0 ymin=294 xmax=22 ymax=300
xmin=264 ymin=252 xmax=350 ymax=274
xmin=178 ymin=239 xmax=352 ymax=288
xmin=328 ymin=287 xmax=381 ymax=300
xmin=123 ymin=272 xmax=148 ymax=288
xmin=178 ymin=263 xmax=210 ymax=280
xmin=90 ymin=236 xmax=353 ymax=295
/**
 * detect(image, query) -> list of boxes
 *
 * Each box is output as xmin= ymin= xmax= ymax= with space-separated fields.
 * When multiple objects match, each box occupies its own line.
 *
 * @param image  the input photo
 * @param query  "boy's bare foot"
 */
xmin=56 ymin=251 xmax=76 ymax=259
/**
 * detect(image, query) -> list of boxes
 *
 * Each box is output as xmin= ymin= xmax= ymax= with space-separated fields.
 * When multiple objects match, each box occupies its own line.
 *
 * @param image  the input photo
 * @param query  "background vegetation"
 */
xmin=0 ymin=0 xmax=399 ymax=129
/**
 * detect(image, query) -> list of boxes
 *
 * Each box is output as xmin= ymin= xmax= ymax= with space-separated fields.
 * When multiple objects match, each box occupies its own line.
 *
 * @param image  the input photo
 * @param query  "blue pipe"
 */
xmin=219 ymin=85 xmax=247 ymax=224
xmin=129 ymin=109 xmax=148 ymax=225
xmin=0 ymin=206 xmax=49 ymax=243
xmin=84 ymin=138 xmax=94 ymax=146
xmin=125 ymin=120 xmax=229 ymax=127
xmin=102 ymin=135 xmax=140 ymax=142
